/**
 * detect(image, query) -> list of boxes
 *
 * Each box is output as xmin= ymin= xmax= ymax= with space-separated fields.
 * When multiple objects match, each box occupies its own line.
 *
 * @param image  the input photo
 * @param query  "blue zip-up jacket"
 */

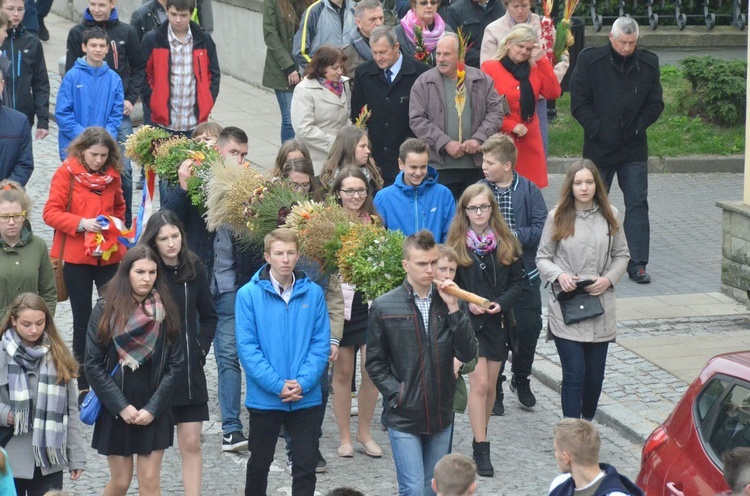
xmin=55 ymin=58 xmax=123 ymax=159
xmin=236 ymin=265 xmax=330 ymax=411
xmin=0 ymin=104 xmax=33 ymax=186
xmin=374 ymin=166 xmax=456 ymax=243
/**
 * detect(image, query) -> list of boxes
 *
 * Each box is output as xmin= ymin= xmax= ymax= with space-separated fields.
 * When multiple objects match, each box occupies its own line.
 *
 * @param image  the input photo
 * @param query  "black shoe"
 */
xmin=472 ymin=440 xmax=494 ymax=477
xmin=316 ymin=449 xmax=328 ymax=473
xmin=629 ymin=267 xmax=651 ymax=284
xmin=491 ymin=393 xmax=504 ymax=416
xmin=510 ymin=376 xmax=536 ymax=409
xmin=38 ymin=18 xmax=49 ymax=41
xmin=222 ymin=431 xmax=248 ymax=452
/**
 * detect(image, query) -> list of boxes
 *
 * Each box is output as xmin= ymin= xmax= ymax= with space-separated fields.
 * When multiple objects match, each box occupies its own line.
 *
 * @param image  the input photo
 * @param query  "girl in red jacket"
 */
xmin=43 ymin=126 xmax=127 ymax=402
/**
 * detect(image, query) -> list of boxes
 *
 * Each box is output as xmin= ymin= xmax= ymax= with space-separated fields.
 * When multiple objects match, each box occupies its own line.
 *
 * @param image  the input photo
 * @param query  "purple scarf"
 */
xmin=318 ymin=77 xmax=344 ymax=97
xmin=466 ymin=228 xmax=498 ymax=256
xmin=400 ymin=10 xmax=446 ymax=52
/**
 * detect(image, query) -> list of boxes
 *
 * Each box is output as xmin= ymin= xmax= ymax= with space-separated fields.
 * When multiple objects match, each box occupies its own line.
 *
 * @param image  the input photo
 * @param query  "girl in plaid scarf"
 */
xmin=0 ymin=292 xmax=85 ymax=494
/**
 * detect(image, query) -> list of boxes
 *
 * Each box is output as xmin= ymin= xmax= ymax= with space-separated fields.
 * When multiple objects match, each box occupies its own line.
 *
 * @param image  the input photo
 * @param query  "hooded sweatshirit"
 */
xmin=55 ymin=58 xmax=124 ymax=160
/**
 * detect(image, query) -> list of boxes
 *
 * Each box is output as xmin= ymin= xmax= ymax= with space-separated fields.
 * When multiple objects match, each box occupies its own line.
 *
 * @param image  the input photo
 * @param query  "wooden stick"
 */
xmin=442 ymin=285 xmax=491 ymax=309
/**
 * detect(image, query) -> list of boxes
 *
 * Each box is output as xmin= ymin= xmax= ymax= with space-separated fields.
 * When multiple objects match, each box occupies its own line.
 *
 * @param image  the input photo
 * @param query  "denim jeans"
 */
xmin=274 ymin=90 xmax=295 ymax=144
xmin=598 ymin=161 xmax=649 ymax=272
xmin=117 ymin=115 xmax=134 ymax=227
xmin=388 ymin=424 xmax=453 ymax=496
xmin=22 ymin=0 xmax=52 ymax=33
xmin=214 ymin=290 xmax=243 ymax=434
xmin=246 ymin=406 xmax=320 ymax=496
xmin=509 ymin=278 xmax=543 ymax=380
xmin=553 ymin=336 xmax=609 ymax=420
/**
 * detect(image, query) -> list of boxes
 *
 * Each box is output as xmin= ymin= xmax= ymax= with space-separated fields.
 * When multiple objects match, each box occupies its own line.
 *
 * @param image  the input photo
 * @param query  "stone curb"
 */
xmin=530 ymin=354 xmax=659 ymax=445
xmin=548 ymin=156 xmax=744 ymax=174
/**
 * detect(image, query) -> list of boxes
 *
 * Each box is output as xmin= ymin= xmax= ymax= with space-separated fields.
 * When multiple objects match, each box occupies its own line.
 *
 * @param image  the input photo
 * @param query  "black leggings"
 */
xmin=63 ymin=262 xmax=118 ymax=391
xmin=14 ymin=467 xmax=63 ymax=496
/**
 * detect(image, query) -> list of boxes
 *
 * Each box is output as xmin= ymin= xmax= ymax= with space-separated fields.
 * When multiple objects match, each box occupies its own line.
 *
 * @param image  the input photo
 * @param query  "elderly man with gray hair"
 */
xmin=409 ymin=32 xmax=505 ymax=199
xmin=569 ymin=16 xmax=664 ymax=285
xmin=342 ymin=0 xmax=385 ymax=78
xmin=350 ymin=25 xmax=430 ymax=185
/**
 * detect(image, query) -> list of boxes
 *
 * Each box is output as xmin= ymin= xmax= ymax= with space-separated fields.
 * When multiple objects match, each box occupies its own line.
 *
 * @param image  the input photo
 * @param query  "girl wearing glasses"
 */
xmin=446 ymin=183 xmax=524 ymax=477
xmin=281 ymin=157 xmax=326 ymax=202
xmin=330 ymin=167 xmax=384 ymax=459
xmin=42 ymin=127 xmax=127 ymax=405
xmin=0 ymin=292 xmax=85 ymax=495
xmin=0 ymin=180 xmax=56 ymax=318
xmin=394 ymin=0 xmax=452 ymax=66
xmin=319 ymin=125 xmax=384 ymax=192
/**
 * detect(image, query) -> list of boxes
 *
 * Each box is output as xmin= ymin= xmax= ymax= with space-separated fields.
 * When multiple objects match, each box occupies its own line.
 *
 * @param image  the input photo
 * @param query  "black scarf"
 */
xmin=501 ymin=55 xmax=535 ymax=122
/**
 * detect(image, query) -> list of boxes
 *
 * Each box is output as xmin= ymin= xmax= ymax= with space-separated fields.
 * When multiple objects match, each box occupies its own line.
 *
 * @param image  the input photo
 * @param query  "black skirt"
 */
xmin=92 ymin=359 xmax=174 ymax=456
xmin=339 ymin=290 xmax=369 ymax=348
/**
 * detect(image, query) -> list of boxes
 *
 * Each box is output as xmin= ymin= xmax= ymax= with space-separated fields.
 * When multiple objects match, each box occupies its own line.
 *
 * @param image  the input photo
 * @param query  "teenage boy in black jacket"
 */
xmin=367 ymin=230 xmax=477 ymax=496
xmin=0 ymin=0 xmax=49 ymax=140
xmin=66 ymin=0 xmax=146 ymax=227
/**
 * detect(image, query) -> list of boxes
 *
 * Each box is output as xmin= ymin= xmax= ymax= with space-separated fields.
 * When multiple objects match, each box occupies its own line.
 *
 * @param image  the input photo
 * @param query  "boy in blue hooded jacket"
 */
xmin=56 ymin=27 xmax=123 ymax=160
xmin=236 ymin=228 xmax=331 ymax=496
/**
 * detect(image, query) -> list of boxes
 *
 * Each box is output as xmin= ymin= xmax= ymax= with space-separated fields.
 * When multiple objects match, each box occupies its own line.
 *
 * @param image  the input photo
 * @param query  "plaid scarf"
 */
xmin=2 ymin=329 xmax=68 ymax=469
xmin=114 ymin=291 xmax=165 ymax=371
xmin=467 ymin=228 xmax=498 ymax=256
xmin=318 ymin=77 xmax=344 ymax=97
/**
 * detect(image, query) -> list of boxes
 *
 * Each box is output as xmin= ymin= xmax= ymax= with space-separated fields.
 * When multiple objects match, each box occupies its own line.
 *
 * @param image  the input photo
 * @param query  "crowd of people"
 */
xmin=0 ymin=0 xmax=674 ymax=493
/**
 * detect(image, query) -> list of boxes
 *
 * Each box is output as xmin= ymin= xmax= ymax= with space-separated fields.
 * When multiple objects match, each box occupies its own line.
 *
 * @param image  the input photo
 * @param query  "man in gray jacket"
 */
xmin=409 ymin=33 xmax=504 ymax=199
xmin=293 ymin=0 xmax=356 ymax=70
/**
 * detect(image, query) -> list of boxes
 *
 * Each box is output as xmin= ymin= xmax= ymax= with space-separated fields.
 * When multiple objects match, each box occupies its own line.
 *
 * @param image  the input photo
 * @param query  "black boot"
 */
xmin=511 ymin=375 xmax=536 ymax=409
xmin=38 ymin=18 xmax=49 ymax=41
xmin=491 ymin=374 xmax=505 ymax=416
xmin=472 ymin=439 xmax=494 ymax=477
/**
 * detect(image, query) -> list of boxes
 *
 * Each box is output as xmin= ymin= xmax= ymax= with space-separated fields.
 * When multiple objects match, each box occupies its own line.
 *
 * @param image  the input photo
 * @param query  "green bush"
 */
xmin=679 ymin=56 xmax=747 ymax=127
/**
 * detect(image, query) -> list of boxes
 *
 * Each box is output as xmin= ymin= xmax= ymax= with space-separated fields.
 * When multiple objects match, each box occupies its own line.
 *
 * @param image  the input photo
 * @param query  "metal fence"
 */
xmin=580 ymin=0 xmax=747 ymax=31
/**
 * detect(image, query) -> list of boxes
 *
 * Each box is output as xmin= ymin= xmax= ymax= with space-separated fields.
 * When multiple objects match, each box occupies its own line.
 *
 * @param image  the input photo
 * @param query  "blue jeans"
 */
xmin=599 ymin=161 xmax=649 ymax=272
xmin=214 ymin=290 xmax=243 ymax=434
xmin=118 ymin=116 xmax=134 ymax=227
xmin=553 ymin=336 xmax=609 ymax=420
xmin=388 ymin=425 xmax=453 ymax=496
xmin=274 ymin=90 xmax=295 ymax=144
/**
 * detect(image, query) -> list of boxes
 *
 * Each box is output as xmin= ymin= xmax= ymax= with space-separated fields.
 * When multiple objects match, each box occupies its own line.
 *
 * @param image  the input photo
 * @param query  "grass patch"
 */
xmin=547 ymin=65 xmax=746 ymax=158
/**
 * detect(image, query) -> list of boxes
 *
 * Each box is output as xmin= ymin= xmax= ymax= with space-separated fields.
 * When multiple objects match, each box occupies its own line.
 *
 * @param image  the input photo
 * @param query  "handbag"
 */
xmin=51 ymin=175 xmax=74 ymax=302
xmin=553 ymin=224 xmax=611 ymax=326
xmin=79 ymin=364 xmax=120 ymax=426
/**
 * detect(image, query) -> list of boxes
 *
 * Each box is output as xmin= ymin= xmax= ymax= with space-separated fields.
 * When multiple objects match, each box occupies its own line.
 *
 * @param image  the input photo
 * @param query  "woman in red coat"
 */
xmin=43 ymin=126 xmax=127 ymax=400
xmin=482 ymin=23 xmax=561 ymax=188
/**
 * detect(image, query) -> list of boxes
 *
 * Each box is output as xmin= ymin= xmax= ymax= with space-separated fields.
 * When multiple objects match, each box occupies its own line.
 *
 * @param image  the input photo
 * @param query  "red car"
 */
xmin=637 ymin=351 xmax=750 ymax=495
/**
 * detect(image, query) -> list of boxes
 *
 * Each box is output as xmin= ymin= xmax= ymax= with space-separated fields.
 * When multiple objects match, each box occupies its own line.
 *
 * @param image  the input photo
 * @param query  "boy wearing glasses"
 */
xmin=0 ymin=70 xmax=33 ymax=185
xmin=0 ymin=0 xmax=50 ymax=141
xmin=374 ymin=138 xmax=456 ymax=243
xmin=477 ymin=133 xmax=546 ymax=414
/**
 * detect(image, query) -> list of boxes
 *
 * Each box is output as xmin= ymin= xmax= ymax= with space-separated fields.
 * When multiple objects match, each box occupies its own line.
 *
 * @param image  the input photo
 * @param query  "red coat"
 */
xmin=42 ymin=158 xmax=126 ymax=266
xmin=481 ymin=56 xmax=561 ymax=188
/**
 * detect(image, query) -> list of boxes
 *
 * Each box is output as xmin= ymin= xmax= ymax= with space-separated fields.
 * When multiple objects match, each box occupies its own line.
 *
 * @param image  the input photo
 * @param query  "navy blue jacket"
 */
xmin=479 ymin=172 xmax=547 ymax=279
xmin=0 ymin=104 xmax=33 ymax=186
xmin=548 ymin=463 xmax=644 ymax=496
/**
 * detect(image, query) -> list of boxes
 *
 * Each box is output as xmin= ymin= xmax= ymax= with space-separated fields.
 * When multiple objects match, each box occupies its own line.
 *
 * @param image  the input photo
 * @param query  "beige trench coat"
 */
xmin=535 ymin=204 xmax=630 ymax=342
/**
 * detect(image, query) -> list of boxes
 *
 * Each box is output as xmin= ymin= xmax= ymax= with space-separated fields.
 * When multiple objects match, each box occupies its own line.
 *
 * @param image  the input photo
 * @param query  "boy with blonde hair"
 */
xmin=549 ymin=419 xmax=642 ymax=496
xmin=432 ymin=453 xmax=477 ymax=496
xmin=478 ymin=133 xmax=547 ymax=414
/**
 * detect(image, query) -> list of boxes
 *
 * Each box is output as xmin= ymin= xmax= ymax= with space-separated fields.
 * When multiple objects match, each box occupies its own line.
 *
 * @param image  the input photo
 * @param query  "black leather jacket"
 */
xmin=84 ymin=296 xmax=186 ymax=418
xmin=366 ymin=280 xmax=477 ymax=435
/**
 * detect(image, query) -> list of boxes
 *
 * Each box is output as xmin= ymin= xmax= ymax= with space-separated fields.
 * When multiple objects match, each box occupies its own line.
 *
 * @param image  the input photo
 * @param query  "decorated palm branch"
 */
xmin=354 ymin=105 xmax=372 ymax=129
xmin=455 ymin=28 xmax=472 ymax=142
xmin=414 ymin=25 xmax=429 ymax=62
xmin=541 ymin=0 xmax=579 ymax=65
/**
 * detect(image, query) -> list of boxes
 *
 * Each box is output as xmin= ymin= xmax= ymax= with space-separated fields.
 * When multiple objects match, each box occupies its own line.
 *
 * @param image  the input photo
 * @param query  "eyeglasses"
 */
xmin=291 ymin=181 xmax=311 ymax=192
xmin=340 ymin=188 xmax=367 ymax=197
xmin=0 ymin=212 xmax=25 ymax=223
xmin=2 ymin=6 xmax=25 ymax=12
xmin=417 ymin=1 xmax=439 ymax=5
xmin=465 ymin=204 xmax=491 ymax=214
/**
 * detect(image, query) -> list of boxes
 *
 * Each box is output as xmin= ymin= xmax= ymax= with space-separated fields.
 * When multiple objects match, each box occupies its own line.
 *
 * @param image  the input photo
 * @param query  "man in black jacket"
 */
xmin=0 ymin=0 xmax=49 ymax=140
xmin=569 ymin=16 xmax=663 ymax=285
xmin=444 ymin=0 xmax=504 ymax=68
xmin=66 ymin=0 xmax=146 ymax=227
xmin=351 ymin=25 xmax=430 ymax=186
xmin=0 ymin=70 xmax=33 ymax=185
xmin=366 ymin=229 xmax=477 ymax=496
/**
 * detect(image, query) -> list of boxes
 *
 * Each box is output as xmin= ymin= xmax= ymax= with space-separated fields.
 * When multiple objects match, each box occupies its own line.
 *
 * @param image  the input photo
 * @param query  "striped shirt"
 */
xmin=167 ymin=24 xmax=197 ymax=132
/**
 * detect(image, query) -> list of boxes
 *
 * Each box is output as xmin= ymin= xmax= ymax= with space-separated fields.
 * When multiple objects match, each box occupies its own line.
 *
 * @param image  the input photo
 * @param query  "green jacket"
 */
xmin=0 ymin=222 xmax=56 ymax=317
xmin=262 ymin=0 xmax=298 ymax=91
xmin=453 ymin=357 xmax=477 ymax=413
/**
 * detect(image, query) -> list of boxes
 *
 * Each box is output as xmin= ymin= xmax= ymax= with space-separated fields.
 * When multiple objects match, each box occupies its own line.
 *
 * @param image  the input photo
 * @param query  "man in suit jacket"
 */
xmin=350 ymin=25 xmax=429 ymax=186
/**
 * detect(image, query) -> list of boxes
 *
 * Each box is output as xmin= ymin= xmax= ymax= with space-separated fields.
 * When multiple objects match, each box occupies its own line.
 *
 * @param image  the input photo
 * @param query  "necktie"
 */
xmin=385 ymin=68 xmax=393 ymax=84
